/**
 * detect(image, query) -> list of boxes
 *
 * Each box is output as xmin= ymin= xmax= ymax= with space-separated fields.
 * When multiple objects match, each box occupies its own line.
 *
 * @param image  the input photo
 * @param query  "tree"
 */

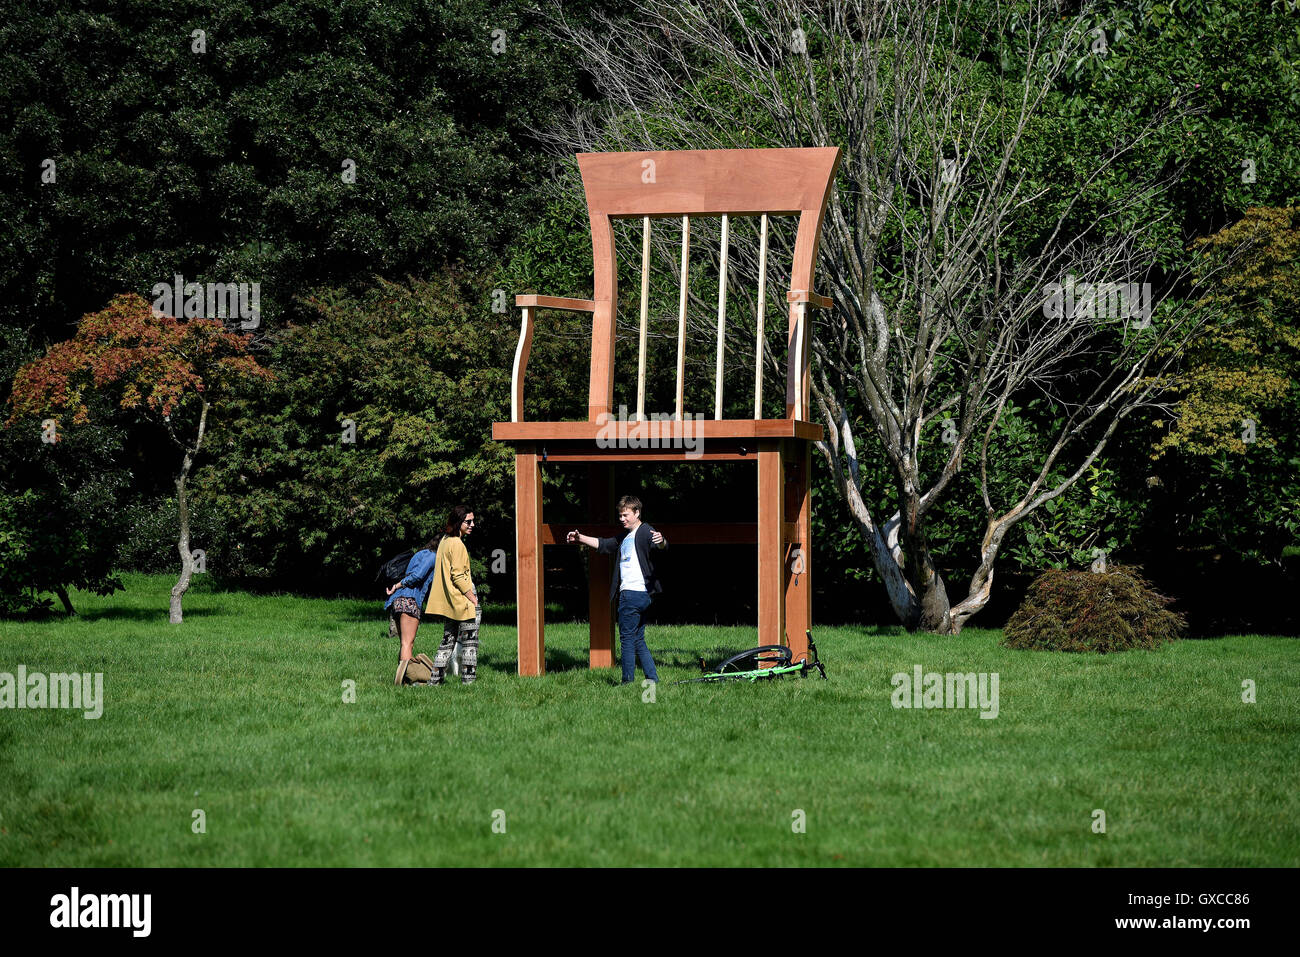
xmin=6 ymin=293 xmax=272 ymax=622
xmin=191 ymin=270 xmax=515 ymax=596
xmin=538 ymin=0 xmax=1231 ymax=632
xmin=0 ymin=323 xmax=129 ymax=616
xmin=0 ymin=431 xmax=128 ymax=618
xmin=1149 ymin=206 xmax=1300 ymax=565
xmin=1154 ymin=207 xmax=1300 ymax=458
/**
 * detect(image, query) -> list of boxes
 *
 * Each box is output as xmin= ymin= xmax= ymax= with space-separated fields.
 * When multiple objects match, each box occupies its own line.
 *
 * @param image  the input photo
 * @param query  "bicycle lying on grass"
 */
xmin=673 ymin=631 xmax=827 ymax=684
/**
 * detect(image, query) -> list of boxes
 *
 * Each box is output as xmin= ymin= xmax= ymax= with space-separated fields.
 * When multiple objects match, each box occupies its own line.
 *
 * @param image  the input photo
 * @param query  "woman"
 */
xmin=425 ymin=504 xmax=481 ymax=685
xmin=385 ymin=536 xmax=439 ymax=684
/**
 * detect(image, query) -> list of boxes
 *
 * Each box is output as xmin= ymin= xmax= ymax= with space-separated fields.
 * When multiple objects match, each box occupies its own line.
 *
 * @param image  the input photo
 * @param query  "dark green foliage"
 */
xmin=191 ymin=269 xmax=513 ymax=595
xmin=116 ymin=495 xmax=223 ymax=576
xmin=1003 ymin=564 xmax=1186 ymax=653
xmin=0 ymin=429 xmax=128 ymax=616
xmin=0 ymin=326 xmax=126 ymax=615
xmin=0 ymin=0 xmax=595 ymax=337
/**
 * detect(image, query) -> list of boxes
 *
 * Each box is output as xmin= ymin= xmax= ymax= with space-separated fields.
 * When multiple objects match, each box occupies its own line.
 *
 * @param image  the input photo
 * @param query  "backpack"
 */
xmin=376 ymin=549 xmax=417 ymax=588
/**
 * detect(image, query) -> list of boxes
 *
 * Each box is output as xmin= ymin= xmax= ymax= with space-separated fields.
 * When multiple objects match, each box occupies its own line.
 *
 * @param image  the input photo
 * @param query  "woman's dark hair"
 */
xmin=421 ymin=505 xmax=473 ymax=551
xmin=443 ymin=504 xmax=473 ymax=538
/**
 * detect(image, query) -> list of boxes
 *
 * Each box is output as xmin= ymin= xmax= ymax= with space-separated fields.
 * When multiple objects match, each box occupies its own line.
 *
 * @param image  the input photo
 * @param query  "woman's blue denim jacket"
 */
xmin=384 ymin=548 xmax=437 ymax=612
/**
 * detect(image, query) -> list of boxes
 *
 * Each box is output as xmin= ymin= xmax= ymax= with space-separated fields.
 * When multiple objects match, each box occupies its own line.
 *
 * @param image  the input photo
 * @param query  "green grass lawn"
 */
xmin=1 ymin=573 xmax=1297 ymax=866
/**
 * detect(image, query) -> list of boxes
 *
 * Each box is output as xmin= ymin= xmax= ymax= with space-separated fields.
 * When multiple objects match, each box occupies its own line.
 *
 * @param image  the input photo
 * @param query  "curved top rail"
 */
xmin=576 ymin=147 xmax=841 ymax=219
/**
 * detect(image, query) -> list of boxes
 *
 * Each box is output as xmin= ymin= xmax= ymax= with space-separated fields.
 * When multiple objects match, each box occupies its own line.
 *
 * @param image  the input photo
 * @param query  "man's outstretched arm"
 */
xmin=566 ymin=530 xmax=600 ymax=549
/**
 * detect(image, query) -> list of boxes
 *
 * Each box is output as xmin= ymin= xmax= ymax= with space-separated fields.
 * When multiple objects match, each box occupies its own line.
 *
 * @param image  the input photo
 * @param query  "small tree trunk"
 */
xmin=54 ymin=586 xmax=76 ymax=616
xmin=170 ymin=460 xmax=194 ymax=624
xmin=169 ymin=399 xmax=209 ymax=624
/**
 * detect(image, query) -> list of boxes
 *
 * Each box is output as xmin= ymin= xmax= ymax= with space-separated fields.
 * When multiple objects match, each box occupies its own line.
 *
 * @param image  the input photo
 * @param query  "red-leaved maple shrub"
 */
xmin=7 ymin=293 xmax=273 ymax=622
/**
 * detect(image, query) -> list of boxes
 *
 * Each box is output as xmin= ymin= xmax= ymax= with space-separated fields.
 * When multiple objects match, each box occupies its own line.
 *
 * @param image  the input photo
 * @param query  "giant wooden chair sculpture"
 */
xmin=493 ymin=147 xmax=842 ymax=676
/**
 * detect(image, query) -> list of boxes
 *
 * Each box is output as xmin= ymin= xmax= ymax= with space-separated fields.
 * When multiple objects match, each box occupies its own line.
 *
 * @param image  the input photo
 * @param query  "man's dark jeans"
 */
xmin=617 ymin=589 xmax=657 ymax=683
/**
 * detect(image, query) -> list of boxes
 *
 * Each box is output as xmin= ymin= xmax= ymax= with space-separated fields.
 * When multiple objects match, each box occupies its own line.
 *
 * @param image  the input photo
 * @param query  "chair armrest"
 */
xmin=515 ymin=295 xmax=599 ymax=312
xmin=510 ymin=296 xmax=601 ymax=422
xmin=787 ymin=289 xmax=833 ymax=310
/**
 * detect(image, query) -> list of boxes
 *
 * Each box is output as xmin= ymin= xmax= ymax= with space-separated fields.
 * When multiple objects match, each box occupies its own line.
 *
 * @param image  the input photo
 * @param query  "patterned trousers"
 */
xmin=432 ymin=606 xmax=482 ymax=680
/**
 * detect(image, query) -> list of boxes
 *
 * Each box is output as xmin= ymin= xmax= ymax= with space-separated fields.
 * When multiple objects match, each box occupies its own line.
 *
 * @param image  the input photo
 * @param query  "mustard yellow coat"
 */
xmin=425 ymin=534 xmax=475 ymax=620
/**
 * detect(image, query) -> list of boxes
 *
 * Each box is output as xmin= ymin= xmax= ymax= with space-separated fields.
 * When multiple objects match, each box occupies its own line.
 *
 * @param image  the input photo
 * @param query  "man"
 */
xmin=567 ymin=495 xmax=668 ymax=685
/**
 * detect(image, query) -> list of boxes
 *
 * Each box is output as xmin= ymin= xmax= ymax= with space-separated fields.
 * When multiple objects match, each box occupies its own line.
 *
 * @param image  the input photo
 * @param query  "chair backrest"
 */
xmin=576 ymin=147 xmax=841 ymax=422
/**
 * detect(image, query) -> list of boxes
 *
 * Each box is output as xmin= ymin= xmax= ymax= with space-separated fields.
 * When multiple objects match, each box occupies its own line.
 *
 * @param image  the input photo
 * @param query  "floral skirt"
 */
xmin=390 ymin=596 xmax=421 ymax=620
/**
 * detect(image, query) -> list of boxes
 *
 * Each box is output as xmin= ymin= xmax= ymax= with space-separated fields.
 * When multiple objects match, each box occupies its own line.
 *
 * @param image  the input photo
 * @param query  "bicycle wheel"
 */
xmin=715 ymin=645 xmax=792 ymax=675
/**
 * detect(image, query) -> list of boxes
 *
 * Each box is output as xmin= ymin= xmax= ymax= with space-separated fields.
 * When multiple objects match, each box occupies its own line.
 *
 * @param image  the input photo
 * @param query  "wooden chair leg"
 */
xmin=588 ymin=463 xmax=614 ymax=668
xmin=784 ymin=440 xmax=812 ymax=664
xmin=516 ymin=449 xmax=545 ymax=676
xmin=757 ymin=440 xmax=784 ymax=647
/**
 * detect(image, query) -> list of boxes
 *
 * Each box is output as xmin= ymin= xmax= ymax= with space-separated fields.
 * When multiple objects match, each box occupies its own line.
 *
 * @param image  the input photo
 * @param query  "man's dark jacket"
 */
xmin=597 ymin=523 xmax=667 ymax=601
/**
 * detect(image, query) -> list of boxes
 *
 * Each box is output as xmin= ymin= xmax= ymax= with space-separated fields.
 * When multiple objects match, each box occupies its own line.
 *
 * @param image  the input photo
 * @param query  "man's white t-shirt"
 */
xmin=618 ymin=531 xmax=647 ymax=592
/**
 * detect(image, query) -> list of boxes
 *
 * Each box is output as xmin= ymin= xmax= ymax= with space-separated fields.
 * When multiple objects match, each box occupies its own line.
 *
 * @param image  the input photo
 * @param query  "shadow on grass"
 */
xmin=471 ymin=646 xmax=587 ymax=675
xmin=480 ymin=646 xmax=794 ymax=677
xmin=336 ymin=604 xmax=557 ymax=628
xmin=1 ymin=606 xmax=218 ymax=623
xmin=471 ymin=624 xmax=907 ymax=676
xmin=540 ymin=647 xmax=591 ymax=673
xmin=80 ymin=607 xmax=217 ymax=622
